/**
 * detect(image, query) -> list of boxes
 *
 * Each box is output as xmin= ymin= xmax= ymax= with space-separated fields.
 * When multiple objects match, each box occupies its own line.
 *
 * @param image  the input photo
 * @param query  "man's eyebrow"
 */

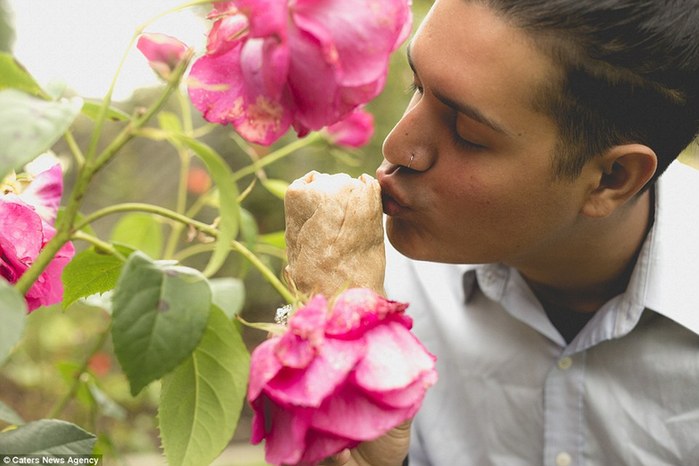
xmin=406 ymin=45 xmax=510 ymax=136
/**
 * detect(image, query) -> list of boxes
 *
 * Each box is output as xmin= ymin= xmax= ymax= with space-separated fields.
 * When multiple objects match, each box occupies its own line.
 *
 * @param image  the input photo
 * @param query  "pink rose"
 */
xmin=16 ymin=163 xmax=63 ymax=224
xmin=249 ymin=288 xmax=437 ymax=466
xmin=188 ymin=0 xmax=412 ymax=146
xmin=0 ymin=164 xmax=75 ymax=312
xmin=325 ymin=107 xmax=375 ymax=148
xmin=137 ymin=32 xmax=190 ymax=80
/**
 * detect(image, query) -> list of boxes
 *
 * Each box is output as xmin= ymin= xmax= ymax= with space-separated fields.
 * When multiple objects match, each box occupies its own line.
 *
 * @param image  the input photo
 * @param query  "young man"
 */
xmin=324 ymin=0 xmax=699 ymax=465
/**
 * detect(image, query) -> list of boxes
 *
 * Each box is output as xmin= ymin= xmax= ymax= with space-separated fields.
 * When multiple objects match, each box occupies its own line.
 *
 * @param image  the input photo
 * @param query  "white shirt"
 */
xmin=384 ymin=161 xmax=699 ymax=466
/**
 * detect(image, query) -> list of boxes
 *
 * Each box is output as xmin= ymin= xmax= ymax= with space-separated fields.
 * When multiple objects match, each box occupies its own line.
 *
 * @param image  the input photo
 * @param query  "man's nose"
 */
xmin=380 ymin=98 xmax=437 ymax=172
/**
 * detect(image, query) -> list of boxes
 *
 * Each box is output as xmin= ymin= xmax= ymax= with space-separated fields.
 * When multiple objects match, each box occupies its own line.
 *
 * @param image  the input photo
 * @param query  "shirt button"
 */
xmin=555 ymin=452 xmax=572 ymax=466
xmin=557 ymin=356 xmax=573 ymax=370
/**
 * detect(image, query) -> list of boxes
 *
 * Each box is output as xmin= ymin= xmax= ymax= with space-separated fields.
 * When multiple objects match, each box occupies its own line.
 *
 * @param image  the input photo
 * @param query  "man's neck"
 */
xmin=516 ymin=188 xmax=654 ymax=316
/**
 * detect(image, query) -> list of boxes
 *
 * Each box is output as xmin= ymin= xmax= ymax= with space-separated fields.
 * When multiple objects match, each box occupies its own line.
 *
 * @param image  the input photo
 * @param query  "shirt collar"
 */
xmin=461 ymin=161 xmax=699 ymax=338
xmin=643 ymin=161 xmax=699 ymax=335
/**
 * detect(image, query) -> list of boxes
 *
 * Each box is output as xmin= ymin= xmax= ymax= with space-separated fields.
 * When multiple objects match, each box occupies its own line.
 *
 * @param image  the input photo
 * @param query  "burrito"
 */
xmin=284 ymin=171 xmax=385 ymax=297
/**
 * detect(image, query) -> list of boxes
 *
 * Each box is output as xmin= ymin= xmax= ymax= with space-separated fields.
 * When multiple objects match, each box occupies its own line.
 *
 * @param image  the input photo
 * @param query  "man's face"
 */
xmin=377 ymin=0 xmax=596 ymax=267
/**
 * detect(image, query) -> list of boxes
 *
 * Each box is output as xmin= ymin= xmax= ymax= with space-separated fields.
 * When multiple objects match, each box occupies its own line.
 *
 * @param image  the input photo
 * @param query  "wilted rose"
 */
xmin=188 ymin=0 xmax=412 ymax=146
xmin=248 ymin=288 xmax=437 ymax=466
xmin=0 ymin=163 xmax=75 ymax=312
xmin=137 ymin=32 xmax=190 ymax=80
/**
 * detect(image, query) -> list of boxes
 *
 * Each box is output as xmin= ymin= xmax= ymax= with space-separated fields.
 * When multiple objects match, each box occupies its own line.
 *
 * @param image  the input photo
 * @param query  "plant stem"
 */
xmin=163 ymin=93 xmax=196 ymax=259
xmin=172 ymin=242 xmax=215 ymax=262
xmin=76 ymin=202 xmax=216 ymax=236
xmin=48 ymin=324 xmax=111 ymax=419
xmin=75 ymin=202 xmax=296 ymax=303
xmin=93 ymin=60 xmax=190 ymax=172
xmin=64 ymin=130 xmax=85 ymax=168
xmin=14 ymin=60 xmax=190 ymax=296
xmin=231 ymin=240 xmax=296 ymax=304
xmin=72 ymin=231 xmax=128 ymax=261
xmin=231 ymin=132 xmax=324 ymax=182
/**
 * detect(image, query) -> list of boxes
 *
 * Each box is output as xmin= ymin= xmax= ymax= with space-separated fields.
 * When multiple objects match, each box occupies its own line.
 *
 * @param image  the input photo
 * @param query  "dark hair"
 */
xmin=483 ymin=0 xmax=699 ymax=183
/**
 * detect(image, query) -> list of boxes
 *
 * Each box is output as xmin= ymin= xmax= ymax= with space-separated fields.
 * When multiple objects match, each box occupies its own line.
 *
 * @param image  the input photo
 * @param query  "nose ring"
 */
xmin=407 ymin=153 xmax=415 ymax=169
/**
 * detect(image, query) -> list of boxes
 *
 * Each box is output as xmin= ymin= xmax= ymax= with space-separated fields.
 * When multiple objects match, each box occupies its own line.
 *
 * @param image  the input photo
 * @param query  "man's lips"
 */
xmin=381 ymin=192 xmax=404 ymax=216
xmin=378 ymin=177 xmax=409 ymax=216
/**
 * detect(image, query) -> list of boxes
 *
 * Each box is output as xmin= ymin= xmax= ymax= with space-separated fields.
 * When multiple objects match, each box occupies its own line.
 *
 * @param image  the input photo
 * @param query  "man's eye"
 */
xmin=454 ymin=134 xmax=487 ymax=151
xmin=407 ymin=82 xmax=424 ymax=95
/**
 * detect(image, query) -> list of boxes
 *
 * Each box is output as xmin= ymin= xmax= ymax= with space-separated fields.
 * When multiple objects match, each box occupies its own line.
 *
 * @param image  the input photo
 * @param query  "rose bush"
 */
xmin=249 ymin=288 xmax=437 ymax=466
xmin=188 ymin=0 xmax=412 ymax=145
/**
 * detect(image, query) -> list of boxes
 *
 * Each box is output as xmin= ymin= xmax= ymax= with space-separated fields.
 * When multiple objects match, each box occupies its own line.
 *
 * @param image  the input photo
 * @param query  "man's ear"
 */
xmin=581 ymin=144 xmax=657 ymax=218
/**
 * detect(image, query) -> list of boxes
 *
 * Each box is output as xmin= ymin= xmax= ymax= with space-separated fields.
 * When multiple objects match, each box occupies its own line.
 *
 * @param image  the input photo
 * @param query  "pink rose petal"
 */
xmin=137 ymin=32 xmax=189 ymax=80
xmin=325 ymin=108 xmax=375 ymax=148
xmin=310 ymin=382 xmax=415 ymax=441
xmin=354 ymin=321 xmax=437 ymax=392
xmin=248 ymin=286 xmax=436 ymax=465
xmin=265 ymin=338 xmax=365 ymax=407
xmin=361 ymin=369 xmax=438 ymax=409
xmin=0 ymin=200 xmax=65 ymax=311
xmin=188 ymin=0 xmax=412 ymax=145
xmin=17 ymin=164 xmax=63 ymax=223
xmin=249 ymin=339 xmax=284 ymax=401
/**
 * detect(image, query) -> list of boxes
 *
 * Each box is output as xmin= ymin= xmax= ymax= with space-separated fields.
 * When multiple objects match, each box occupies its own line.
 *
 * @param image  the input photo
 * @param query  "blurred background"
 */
xmin=0 ymin=1 xmax=434 ymax=465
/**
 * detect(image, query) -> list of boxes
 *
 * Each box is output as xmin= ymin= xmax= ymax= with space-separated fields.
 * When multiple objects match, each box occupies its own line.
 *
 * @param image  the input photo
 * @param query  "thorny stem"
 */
xmin=75 ymin=202 xmax=296 ymax=304
xmin=14 ymin=58 xmax=189 ymax=296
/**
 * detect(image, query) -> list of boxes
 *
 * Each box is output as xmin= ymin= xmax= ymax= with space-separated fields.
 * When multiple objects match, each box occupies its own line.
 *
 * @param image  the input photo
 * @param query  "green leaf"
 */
xmin=158 ymin=111 xmax=183 ymax=134
xmin=175 ymin=136 xmax=240 ymax=277
xmin=61 ymin=245 xmax=132 ymax=309
xmin=111 ymin=252 xmax=211 ymax=395
xmin=0 ymin=89 xmax=82 ymax=180
xmin=0 ymin=52 xmax=46 ymax=97
xmin=81 ymin=100 xmax=130 ymax=122
xmin=0 ymin=400 xmax=24 ymax=425
xmin=259 ymin=230 xmax=287 ymax=249
xmin=239 ymin=207 xmax=259 ymax=247
xmin=110 ymin=212 xmax=164 ymax=259
xmin=261 ymin=178 xmax=289 ymax=200
xmin=209 ymin=277 xmax=245 ymax=319
xmin=0 ymin=419 xmax=96 ymax=454
xmin=0 ymin=279 xmax=26 ymax=365
xmin=159 ymin=306 xmax=250 ymax=466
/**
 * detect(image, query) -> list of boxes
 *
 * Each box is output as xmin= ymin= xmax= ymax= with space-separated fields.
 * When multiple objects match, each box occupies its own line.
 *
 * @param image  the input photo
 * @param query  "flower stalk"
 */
xmin=14 ymin=56 xmax=190 ymax=296
xmin=231 ymin=132 xmax=324 ymax=182
xmin=75 ymin=202 xmax=296 ymax=304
